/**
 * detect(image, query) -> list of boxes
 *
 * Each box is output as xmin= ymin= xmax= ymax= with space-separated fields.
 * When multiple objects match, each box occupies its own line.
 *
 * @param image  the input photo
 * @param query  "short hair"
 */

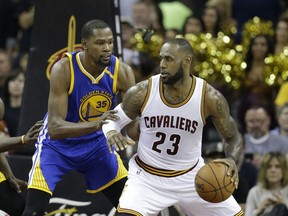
xmin=165 ymin=38 xmax=194 ymax=55
xmin=81 ymin=19 xmax=111 ymax=39
xmin=245 ymin=104 xmax=270 ymax=116
xmin=257 ymin=152 xmax=288 ymax=189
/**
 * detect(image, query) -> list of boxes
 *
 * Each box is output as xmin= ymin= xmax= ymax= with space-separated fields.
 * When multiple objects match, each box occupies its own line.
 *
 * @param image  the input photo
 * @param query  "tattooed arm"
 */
xmin=103 ymin=80 xmax=148 ymax=152
xmin=204 ymin=84 xmax=244 ymax=187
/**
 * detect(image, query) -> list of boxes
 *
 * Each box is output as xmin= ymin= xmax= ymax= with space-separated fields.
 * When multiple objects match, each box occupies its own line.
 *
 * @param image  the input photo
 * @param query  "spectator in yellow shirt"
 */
xmin=275 ymin=82 xmax=288 ymax=107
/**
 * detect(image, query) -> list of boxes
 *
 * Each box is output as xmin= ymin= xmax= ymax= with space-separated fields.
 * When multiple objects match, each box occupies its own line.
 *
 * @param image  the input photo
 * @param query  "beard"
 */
xmin=98 ymin=58 xmax=110 ymax=67
xmin=250 ymin=130 xmax=265 ymax=139
xmin=162 ymin=65 xmax=184 ymax=85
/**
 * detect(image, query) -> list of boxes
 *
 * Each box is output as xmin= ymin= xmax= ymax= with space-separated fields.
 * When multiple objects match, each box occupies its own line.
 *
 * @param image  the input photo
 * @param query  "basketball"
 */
xmin=194 ymin=162 xmax=235 ymax=203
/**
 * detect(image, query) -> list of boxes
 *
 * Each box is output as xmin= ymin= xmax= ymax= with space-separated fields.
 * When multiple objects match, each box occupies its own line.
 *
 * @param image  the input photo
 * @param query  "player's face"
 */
xmin=159 ymin=44 xmax=184 ymax=85
xmin=85 ymin=28 xmax=114 ymax=66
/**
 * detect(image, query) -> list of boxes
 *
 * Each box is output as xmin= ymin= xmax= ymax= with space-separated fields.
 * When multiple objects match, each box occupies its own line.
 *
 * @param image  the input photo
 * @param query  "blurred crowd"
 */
xmin=0 ymin=0 xmax=33 ymax=139
xmin=1 ymin=0 xmax=288 ymax=214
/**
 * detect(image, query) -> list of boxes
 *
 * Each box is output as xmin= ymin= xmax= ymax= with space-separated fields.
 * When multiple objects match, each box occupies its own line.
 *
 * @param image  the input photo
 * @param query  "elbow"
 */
xmin=48 ymin=121 xmax=61 ymax=140
xmin=48 ymin=127 xmax=58 ymax=140
xmin=48 ymin=131 xmax=57 ymax=140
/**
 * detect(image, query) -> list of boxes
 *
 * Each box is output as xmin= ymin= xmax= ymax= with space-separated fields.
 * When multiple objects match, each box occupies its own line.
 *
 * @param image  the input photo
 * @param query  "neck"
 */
xmin=248 ymin=133 xmax=269 ymax=144
xmin=166 ymin=74 xmax=192 ymax=89
xmin=252 ymin=59 xmax=265 ymax=66
xmin=269 ymin=182 xmax=282 ymax=190
xmin=205 ymin=28 xmax=215 ymax=35
xmin=162 ymin=75 xmax=193 ymax=104
xmin=10 ymin=96 xmax=22 ymax=108
xmin=80 ymin=52 xmax=105 ymax=76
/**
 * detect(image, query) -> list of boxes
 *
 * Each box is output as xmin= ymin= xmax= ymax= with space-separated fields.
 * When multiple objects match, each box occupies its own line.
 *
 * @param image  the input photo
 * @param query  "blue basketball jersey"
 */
xmin=39 ymin=51 xmax=119 ymax=146
xmin=28 ymin=52 xmax=127 ymax=194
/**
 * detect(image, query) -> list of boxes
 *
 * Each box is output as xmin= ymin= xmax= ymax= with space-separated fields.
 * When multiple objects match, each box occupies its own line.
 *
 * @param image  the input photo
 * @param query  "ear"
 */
xmin=81 ymin=38 xmax=88 ymax=50
xmin=184 ymin=55 xmax=193 ymax=66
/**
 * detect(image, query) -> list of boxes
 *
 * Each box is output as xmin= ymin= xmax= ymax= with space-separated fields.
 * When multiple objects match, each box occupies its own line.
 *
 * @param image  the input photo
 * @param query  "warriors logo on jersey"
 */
xmin=79 ymin=92 xmax=112 ymax=122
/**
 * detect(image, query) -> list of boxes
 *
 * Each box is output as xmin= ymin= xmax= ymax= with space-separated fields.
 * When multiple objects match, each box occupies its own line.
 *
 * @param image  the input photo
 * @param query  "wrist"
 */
xmin=102 ymin=120 xmax=120 ymax=137
xmin=105 ymin=130 xmax=118 ymax=139
xmin=21 ymin=135 xmax=26 ymax=145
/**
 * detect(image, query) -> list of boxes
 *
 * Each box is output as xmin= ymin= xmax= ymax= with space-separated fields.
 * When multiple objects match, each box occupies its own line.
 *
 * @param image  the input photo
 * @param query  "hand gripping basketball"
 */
xmin=194 ymin=162 xmax=236 ymax=203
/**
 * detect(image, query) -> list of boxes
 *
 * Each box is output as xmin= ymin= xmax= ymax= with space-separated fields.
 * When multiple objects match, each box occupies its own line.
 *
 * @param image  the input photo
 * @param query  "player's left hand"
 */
xmin=213 ymin=158 xmax=239 ymax=189
xmin=106 ymin=130 xmax=135 ymax=153
xmin=6 ymin=175 xmax=27 ymax=193
xmin=24 ymin=120 xmax=44 ymax=144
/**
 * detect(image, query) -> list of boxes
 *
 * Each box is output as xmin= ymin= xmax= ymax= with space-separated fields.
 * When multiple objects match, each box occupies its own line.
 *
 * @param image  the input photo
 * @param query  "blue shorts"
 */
xmin=27 ymin=136 xmax=127 ymax=195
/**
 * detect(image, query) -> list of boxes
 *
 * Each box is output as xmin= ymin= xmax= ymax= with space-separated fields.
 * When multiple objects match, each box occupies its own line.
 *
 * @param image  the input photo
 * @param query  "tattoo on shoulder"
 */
xmin=208 ymin=86 xmax=228 ymax=116
xmin=215 ymin=92 xmax=225 ymax=116
xmin=207 ymin=86 xmax=235 ymax=138
xmin=122 ymin=81 xmax=148 ymax=114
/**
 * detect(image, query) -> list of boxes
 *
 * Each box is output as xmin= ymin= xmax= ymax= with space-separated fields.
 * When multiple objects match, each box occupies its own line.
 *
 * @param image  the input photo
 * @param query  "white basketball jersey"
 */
xmin=138 ymin=74 xmax=206 ymax=170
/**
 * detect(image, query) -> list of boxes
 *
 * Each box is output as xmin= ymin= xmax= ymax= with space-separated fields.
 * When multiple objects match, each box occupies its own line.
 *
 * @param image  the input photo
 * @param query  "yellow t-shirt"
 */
xmin=275 ymin=82 xmax=288 ymax=106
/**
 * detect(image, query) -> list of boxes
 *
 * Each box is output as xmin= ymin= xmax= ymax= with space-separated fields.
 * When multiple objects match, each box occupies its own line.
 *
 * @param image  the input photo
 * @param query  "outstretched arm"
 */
xmin=205 ymin=84 xmax=244 ymax=187
xmin=103 ymin=80 xmax=148 ymax=152
xmin=0 ymin=120 xmax=43 ymax=152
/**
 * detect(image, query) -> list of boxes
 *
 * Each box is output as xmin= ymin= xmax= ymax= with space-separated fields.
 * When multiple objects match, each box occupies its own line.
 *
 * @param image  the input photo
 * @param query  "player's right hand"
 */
xmin=106 ymin=130 xmax=135 ymax=153
xmin=213 ymin=158 xmax=239 ymax=189
xmin=94 ymin=110 xmax=120 ymax=131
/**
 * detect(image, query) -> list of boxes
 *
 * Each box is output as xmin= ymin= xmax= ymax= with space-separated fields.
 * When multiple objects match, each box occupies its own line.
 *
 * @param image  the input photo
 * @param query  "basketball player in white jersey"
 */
xmin=102 ymin=38 xmax=244 ymax=216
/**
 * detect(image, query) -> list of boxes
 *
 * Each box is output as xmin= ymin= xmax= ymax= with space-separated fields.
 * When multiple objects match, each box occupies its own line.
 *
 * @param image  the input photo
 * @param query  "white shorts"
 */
xmin=117 ymin=155 xmax=244 ymax=216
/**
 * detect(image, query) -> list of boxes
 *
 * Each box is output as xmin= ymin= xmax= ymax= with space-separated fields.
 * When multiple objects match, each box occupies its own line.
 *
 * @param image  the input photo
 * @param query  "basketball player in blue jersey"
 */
xmin=0 ymin=98 xmax=43 ymax=216
xmin=103 ymin=38 xmax=245 ymax=216
xmin=22 ymin=19 xmax=136 ymax=216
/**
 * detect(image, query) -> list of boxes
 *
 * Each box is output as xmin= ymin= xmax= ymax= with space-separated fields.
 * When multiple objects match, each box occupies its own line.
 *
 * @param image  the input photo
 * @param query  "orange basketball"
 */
xmin=194 ymin=162 xmax=235 ymax=203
